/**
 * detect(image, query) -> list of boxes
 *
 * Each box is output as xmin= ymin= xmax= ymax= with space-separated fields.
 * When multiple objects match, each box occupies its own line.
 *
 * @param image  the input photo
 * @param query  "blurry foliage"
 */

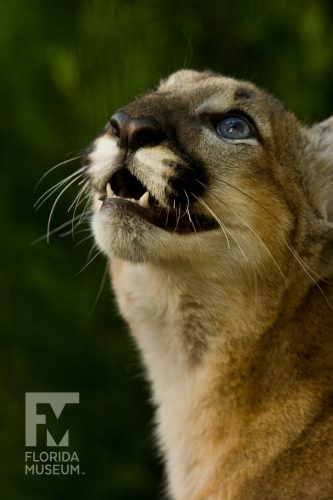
xmin=1 ymin=0 xmax=333 ymax=498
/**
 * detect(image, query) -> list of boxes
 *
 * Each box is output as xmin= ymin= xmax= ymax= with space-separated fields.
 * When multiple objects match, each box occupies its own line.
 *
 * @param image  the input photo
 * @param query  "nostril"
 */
xmin=109 ymin=117 xmax=120 ymax=137
xmin=109 ymin=111 xmax=165 ymax=150
xmin=127 ymin=120 xmax=165 ymax=150
xmin=132 ymin=126 xmax=160 ymax=148
xmin=109 ymin=111 xmax=128 ymax=140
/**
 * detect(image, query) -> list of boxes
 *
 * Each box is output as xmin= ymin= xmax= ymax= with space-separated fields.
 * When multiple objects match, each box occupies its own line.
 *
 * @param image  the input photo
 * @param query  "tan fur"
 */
xmin=87 ymin=70 xmax=333 ymax=499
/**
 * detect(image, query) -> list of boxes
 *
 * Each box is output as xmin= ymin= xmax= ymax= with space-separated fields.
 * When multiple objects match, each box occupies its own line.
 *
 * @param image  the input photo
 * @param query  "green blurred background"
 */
xmin=2 ymin=0 xmax=333 ymax=498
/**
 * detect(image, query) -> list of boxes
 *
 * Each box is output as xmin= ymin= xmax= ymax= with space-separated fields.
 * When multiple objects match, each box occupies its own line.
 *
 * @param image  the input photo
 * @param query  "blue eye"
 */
xmin=216 ymin=116 xmax=253 ymax=140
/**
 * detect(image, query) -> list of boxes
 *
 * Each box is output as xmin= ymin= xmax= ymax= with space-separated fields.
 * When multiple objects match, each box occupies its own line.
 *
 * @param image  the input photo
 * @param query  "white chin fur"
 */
xmin=92 ymin=210 xmax=159 ymax=263
xmin=91 ymin=210 xmax=224 ymax=265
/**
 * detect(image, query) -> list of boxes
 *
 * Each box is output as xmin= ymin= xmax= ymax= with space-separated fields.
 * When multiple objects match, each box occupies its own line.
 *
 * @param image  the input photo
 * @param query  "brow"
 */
xmin=234 ymin=87 xmax=255 ymax=101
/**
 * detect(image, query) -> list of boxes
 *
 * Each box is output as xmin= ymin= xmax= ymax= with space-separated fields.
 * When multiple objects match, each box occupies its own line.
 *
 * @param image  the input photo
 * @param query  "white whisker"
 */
xmin=183 ymin=189 xmax=197 ymax=235
xmin=284 ymin=240 xmax=333 ymax=310
xmin=195 ymin=195 xmax=249 ymax=262
xmin=192 ymin=194 xmax=230 ymax=250
xmin=59 ymin=227 xmax=91 ymax=238
xmin=283 ymin=238 xmax=332 ymax=285
xmin=34 ymin=166 xmax=86 ymax=210
xmin=31 ymin=213 xmax=90 ymax=245
xmin=87 ymin=262 xmax=109 ymax=319
xmin=68 ymin=180 xmax=89 ymax=213
xmin=194 ymin=178 xmax=285 ymax=280
xmin=174 ymin=203 xmax=182 ymax=232
xmin=35 ymin=154 xmax=85 ymax=190
xmin=76 ymin=247 xmax=100 ymax=276
xmin=74 ymin=234 xmax=93 ymax=247
xmin=253 ymin=269 xmax=258 ymax=327
xmin=209 ymin=174 xmax=331 ymax=291
xmin=46 ymin=175 xmax=83 ymax=243
xmin=78 ymin=193 xmax=92 ymax=226
xmin=165 ymin=206 xmax=170 ymax=227
xmin=230 ymin=207 xmax=286 ymax=281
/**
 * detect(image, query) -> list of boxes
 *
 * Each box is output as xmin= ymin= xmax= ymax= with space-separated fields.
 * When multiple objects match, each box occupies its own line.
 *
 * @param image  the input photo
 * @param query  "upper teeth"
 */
xmin=139 ymin=191 xmax=149 ymax=208
xmin=105 ymin=182 xmax=150 ymax=209
xmin=106 ymin=183 xmax=114 ymax=198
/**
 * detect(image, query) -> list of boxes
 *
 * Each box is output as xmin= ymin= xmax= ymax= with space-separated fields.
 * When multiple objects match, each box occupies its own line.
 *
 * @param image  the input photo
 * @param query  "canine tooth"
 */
xmin=139 ymin=191 xmax=150 ymax=208
xmin=106 ymin=183 xmax=114 ymax=198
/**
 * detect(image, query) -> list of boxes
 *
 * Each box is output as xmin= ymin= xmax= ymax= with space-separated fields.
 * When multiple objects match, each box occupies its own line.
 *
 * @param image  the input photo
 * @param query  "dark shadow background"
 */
xmin=2 ymin=0 xmax=333 ymax=498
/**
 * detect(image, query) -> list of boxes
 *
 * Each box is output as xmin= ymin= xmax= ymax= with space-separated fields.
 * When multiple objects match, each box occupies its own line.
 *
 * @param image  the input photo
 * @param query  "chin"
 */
xmin=92 ymin=206 xmax=160 ymax=263
xmin=92 ymin=203 xmax=223 ymax=265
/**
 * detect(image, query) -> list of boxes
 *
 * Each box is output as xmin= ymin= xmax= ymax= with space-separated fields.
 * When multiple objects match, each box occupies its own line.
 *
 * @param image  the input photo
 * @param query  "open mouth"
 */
xmin=99 ymin=168 xmax=219 ymax=234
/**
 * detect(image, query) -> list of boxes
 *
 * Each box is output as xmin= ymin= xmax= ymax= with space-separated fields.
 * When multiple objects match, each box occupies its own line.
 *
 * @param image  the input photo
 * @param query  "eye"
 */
xmin=216 ymin=116 xmax=253 ymax=140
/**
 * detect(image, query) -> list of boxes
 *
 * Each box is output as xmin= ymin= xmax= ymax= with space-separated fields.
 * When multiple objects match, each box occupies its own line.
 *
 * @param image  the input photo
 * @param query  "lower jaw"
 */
xmin=101 ymin=197 xmax=219 ymax=234
xmin=92 ymin=209 xmax=223 ymax=266
xmin=93 ymin=208 xmax=174 ymax=264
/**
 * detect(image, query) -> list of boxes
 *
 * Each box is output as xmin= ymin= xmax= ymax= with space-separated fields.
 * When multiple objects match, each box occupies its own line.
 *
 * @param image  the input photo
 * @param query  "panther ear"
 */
xmin=306 ymin=116 xmax=333 ymax=223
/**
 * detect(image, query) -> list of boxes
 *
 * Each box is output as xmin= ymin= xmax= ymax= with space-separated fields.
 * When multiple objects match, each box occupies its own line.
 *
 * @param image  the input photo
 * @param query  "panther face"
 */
xmin=85 ymin=69 xmax=321 ymax=270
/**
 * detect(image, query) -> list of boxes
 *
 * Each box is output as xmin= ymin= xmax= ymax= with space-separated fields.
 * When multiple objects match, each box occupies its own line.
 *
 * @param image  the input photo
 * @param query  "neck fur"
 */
xmin=111 ymin=257 xmax=323 ymax=498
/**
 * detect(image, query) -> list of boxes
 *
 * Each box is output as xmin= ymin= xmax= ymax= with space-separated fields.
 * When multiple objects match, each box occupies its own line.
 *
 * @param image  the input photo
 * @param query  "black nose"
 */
xmin=109 ymin=111 xmax=164 ymax=150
